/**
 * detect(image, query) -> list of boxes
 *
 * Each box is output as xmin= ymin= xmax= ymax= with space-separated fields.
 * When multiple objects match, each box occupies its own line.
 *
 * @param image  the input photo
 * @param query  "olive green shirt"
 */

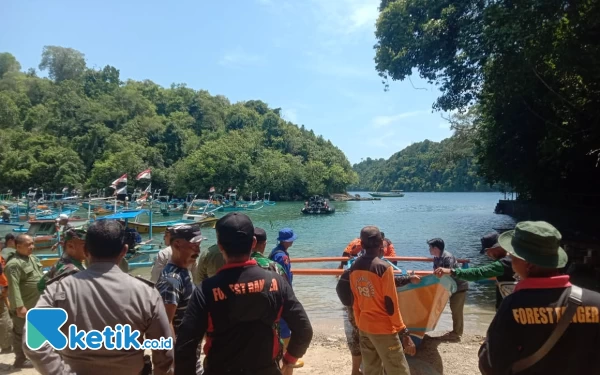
xmin=195 ymin=244 xmax=225 ymax=284
xmin=6 ymin=253 xmax=43 ymax=309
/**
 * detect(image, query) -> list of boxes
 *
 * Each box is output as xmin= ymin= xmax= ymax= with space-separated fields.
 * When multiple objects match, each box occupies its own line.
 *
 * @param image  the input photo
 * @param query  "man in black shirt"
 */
xmin=479 ymin=221 xmax=600 ymax=375
xmin=174 ymin=213 xmax=313 ymax=375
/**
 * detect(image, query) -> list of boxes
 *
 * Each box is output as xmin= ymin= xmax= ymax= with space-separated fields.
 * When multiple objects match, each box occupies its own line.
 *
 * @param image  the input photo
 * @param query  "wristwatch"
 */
xmin=398 ymin=327 xmax=410 ymax=338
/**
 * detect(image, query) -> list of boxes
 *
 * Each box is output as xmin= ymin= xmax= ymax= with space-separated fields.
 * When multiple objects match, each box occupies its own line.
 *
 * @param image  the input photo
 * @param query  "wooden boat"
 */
xmin=105 ymin=208 xmax=218 ymax=234
xmin=127 ymin=216 xmax=218 ymax=234
xmin=369 ymin=190 xmax=405 ymax=198
xmin=19 ymin=217 xmax=88 ymax=251
xmin=395 ymin=274 xmax=455 ymax=345
xmin=263 ymin=192 xmax=276 ymax=206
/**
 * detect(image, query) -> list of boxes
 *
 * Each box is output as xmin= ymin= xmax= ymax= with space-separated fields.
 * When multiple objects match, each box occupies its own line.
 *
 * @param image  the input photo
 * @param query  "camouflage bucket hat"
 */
xmin=64 ymin=227 xmax=87 ymax=241
xmin=498 ymin=221 xmax=567 ymax=269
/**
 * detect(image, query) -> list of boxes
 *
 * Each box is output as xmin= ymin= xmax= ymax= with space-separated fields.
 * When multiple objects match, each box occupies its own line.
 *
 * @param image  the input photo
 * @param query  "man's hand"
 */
xmin=409 ymin=275 xmax=421 ymax=284
xmin=16 ymin=306 xmax=27 ymax=318
xmin=401 ymin=335 xmax=416 ymax=356
xmin=434 ymin=268 xmax=452 ymax=278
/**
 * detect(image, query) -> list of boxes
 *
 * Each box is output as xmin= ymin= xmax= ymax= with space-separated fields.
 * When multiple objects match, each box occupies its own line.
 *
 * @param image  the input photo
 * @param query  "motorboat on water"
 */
xmin=301 ymin=195 xmax=335 ymax=214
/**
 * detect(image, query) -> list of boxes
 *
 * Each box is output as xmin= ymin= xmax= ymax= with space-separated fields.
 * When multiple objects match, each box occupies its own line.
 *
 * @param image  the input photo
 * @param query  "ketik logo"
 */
xmin=26 ymin=308 xmax=69 ymax=350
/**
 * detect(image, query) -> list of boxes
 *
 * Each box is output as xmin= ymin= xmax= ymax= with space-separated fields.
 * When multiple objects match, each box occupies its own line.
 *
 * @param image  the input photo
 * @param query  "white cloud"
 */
xmin=310 ymin=0 xmax=380 ymax=35
xmin=219 ymin=48 xmax=265 ymax=68
xmin=371 ymin=111 xmax=428 ymax=129
xmin=282 ymin=108 xmax=299 ymax=123
xmin=367 ymin=131 xmax=396 ymax=148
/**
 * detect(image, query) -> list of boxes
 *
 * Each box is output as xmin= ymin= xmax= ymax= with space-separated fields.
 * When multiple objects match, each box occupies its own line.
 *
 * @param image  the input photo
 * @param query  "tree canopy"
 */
xmin=350 ymin=136 xmax=497 ymax=192
xmin=375 ymin=0 xmax=600 ymax=202
xmin=0 ymin=47 xmax=357 ymax=199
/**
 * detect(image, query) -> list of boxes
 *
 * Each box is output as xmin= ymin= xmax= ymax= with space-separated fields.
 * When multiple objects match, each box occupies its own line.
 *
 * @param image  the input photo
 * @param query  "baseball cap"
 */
xmin=167 ymin=224 xmax=205 ymax=243
xmin=216 ymin=213 xmax=254 ymax=249
xmin=254 ymin=227 xmax=267 ymax=243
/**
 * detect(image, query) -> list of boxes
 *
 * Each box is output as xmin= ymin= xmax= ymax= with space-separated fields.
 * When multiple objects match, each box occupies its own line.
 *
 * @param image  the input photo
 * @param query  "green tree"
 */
xmin=39 ymin=46 xmax=87 ymax=82
xmin=374 ymin=0 xmax=600 ymax=201
xmin=0 ymin=53 xmax=21 ymax=78
xmin=0 ymin=93 xmax=20 ymax=128
xmin=0 ymin=45 xmax=357 ymax=199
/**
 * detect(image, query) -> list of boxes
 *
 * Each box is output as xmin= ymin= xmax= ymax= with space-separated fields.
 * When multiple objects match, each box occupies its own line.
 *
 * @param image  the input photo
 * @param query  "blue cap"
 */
xmin=277 ymin=228 xmax=297 ymax=242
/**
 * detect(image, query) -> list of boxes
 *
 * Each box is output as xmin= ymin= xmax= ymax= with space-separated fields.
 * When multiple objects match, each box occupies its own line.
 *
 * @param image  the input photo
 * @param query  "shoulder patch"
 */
xmin=46 ymin=269 xmax=79 ymax=287
xmin=131 ymin=274 xmax=155 ymax=288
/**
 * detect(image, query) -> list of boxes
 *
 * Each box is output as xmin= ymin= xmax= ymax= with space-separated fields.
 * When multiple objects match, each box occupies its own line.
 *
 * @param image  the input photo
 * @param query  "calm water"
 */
xmin=144 ymin=192 xmax=514 ymax=333
xmin=12 ymin=192 xmax=515 ymax=334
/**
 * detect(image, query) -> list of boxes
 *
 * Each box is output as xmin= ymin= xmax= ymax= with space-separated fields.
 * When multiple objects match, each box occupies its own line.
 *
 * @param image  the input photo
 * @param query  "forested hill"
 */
xmin=0 ymin=47 xmax=357 ymax=199
xmin=350 ymin=138 xmax=497 ymax=192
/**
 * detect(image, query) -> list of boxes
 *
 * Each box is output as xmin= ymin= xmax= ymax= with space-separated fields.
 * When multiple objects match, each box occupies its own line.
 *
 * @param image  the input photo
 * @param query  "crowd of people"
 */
xmin=0 ymin=213 xmax=598 ymax=374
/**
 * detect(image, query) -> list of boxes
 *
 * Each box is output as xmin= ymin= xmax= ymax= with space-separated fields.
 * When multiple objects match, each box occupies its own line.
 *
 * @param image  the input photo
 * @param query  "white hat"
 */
xmin=58 ymin=214 xmax=69 ymax=220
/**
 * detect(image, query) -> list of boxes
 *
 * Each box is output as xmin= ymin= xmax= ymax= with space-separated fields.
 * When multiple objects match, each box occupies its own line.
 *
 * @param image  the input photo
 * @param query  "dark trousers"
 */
xmin=9 ymin=313 xmax=25 ymax=361
xmin=449 ymin=291 xmax=466 ymax=336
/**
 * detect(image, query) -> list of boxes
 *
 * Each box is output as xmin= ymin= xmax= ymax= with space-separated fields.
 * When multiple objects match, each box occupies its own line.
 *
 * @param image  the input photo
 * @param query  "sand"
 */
xmin=0 ymin=330 xmax=485 ymax=375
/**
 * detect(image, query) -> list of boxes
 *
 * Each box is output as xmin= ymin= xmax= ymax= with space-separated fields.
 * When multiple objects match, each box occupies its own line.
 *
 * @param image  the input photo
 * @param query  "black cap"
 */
xmin=254 ymin=227 xmax=267 ymax=243
xmin=216 ymin=213 xmax=255 ymax=250
xmin=480 ymin=232 xmax=500 ymax=254
xmin=168 ymin=224 xmax=205 ymax=243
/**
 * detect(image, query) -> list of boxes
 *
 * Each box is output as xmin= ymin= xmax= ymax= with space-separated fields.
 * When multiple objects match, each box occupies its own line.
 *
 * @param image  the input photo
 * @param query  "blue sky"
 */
xmin=2 ymin=0 xmax=453 ymax=164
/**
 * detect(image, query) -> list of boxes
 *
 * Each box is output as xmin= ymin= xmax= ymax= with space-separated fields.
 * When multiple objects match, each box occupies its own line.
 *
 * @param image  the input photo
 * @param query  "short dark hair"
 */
xmin=4 ymin=233 xmax=15 ymax=243
xmin=15 ymin=234 xmax=31 ymax=245
xmin=254 ymin=227 xmax=267 ymax=243
xmin=427 ymin=238 xmax=445 ymax=251
xmin=360 ymin=226 xmax=383 ymax=250
xmin=381 ymin=232 xmax=385 ymax=239
xmin=86 ymin=220 xmax=125 ymax=259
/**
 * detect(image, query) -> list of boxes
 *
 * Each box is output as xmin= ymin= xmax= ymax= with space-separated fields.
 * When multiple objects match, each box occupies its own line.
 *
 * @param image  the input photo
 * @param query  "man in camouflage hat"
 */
xmin=38 ymin=226 xmax=87 ymax=292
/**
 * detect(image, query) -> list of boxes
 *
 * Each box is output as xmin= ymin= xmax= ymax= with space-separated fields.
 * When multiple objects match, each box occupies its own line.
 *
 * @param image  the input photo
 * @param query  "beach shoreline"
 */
xmin=0 ymin=325 xmax=487 ymax=375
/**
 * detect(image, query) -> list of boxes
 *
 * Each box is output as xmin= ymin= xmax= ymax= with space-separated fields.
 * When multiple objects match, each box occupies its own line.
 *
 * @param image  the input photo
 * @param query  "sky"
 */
xmin=1 ymin=0 xmax=453 ymax=164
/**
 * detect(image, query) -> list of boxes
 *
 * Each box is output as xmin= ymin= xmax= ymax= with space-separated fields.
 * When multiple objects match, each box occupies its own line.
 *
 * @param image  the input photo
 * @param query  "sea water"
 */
xmin=15 ymin=192 xmax=515 ymax=335
xmin=145 ymin=192 xmax=514 ymax=335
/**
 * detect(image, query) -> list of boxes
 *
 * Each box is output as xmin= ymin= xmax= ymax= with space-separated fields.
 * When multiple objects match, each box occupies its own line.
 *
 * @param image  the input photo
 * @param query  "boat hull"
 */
xmin=396 ymin=274 xmax=456 ymax=346
xmin=368 ymin=192 xmax=405 ymax=197
xmin=301 ymin=208 xmax=335 ymax=214
xmin=123 ymin=217 xmax=218 ymax=234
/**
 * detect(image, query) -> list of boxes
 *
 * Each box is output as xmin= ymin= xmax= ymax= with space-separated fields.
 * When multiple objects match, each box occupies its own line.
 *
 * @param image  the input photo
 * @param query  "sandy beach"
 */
xmin=0 ymin=329 xmax=485 ymax=375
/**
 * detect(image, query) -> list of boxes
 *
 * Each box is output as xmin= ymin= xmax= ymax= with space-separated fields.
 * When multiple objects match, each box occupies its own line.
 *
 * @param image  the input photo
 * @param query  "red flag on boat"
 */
xmin=136 ymin=169 xmax=152 ymax=180
xmin=110 ymin=174 xmax=127 ymax=188
xmin=115 ymin=185 xmax=127 ymax=195
xmin=209 ymin=186 xmax=215 ymax=193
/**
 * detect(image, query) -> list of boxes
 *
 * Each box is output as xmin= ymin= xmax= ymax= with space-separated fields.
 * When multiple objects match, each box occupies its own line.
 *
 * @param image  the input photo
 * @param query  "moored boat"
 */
xmin=128 ymin=216 xmax=218 ymax=233
xmin=369 ymin=190 xmax=405 ymax=198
